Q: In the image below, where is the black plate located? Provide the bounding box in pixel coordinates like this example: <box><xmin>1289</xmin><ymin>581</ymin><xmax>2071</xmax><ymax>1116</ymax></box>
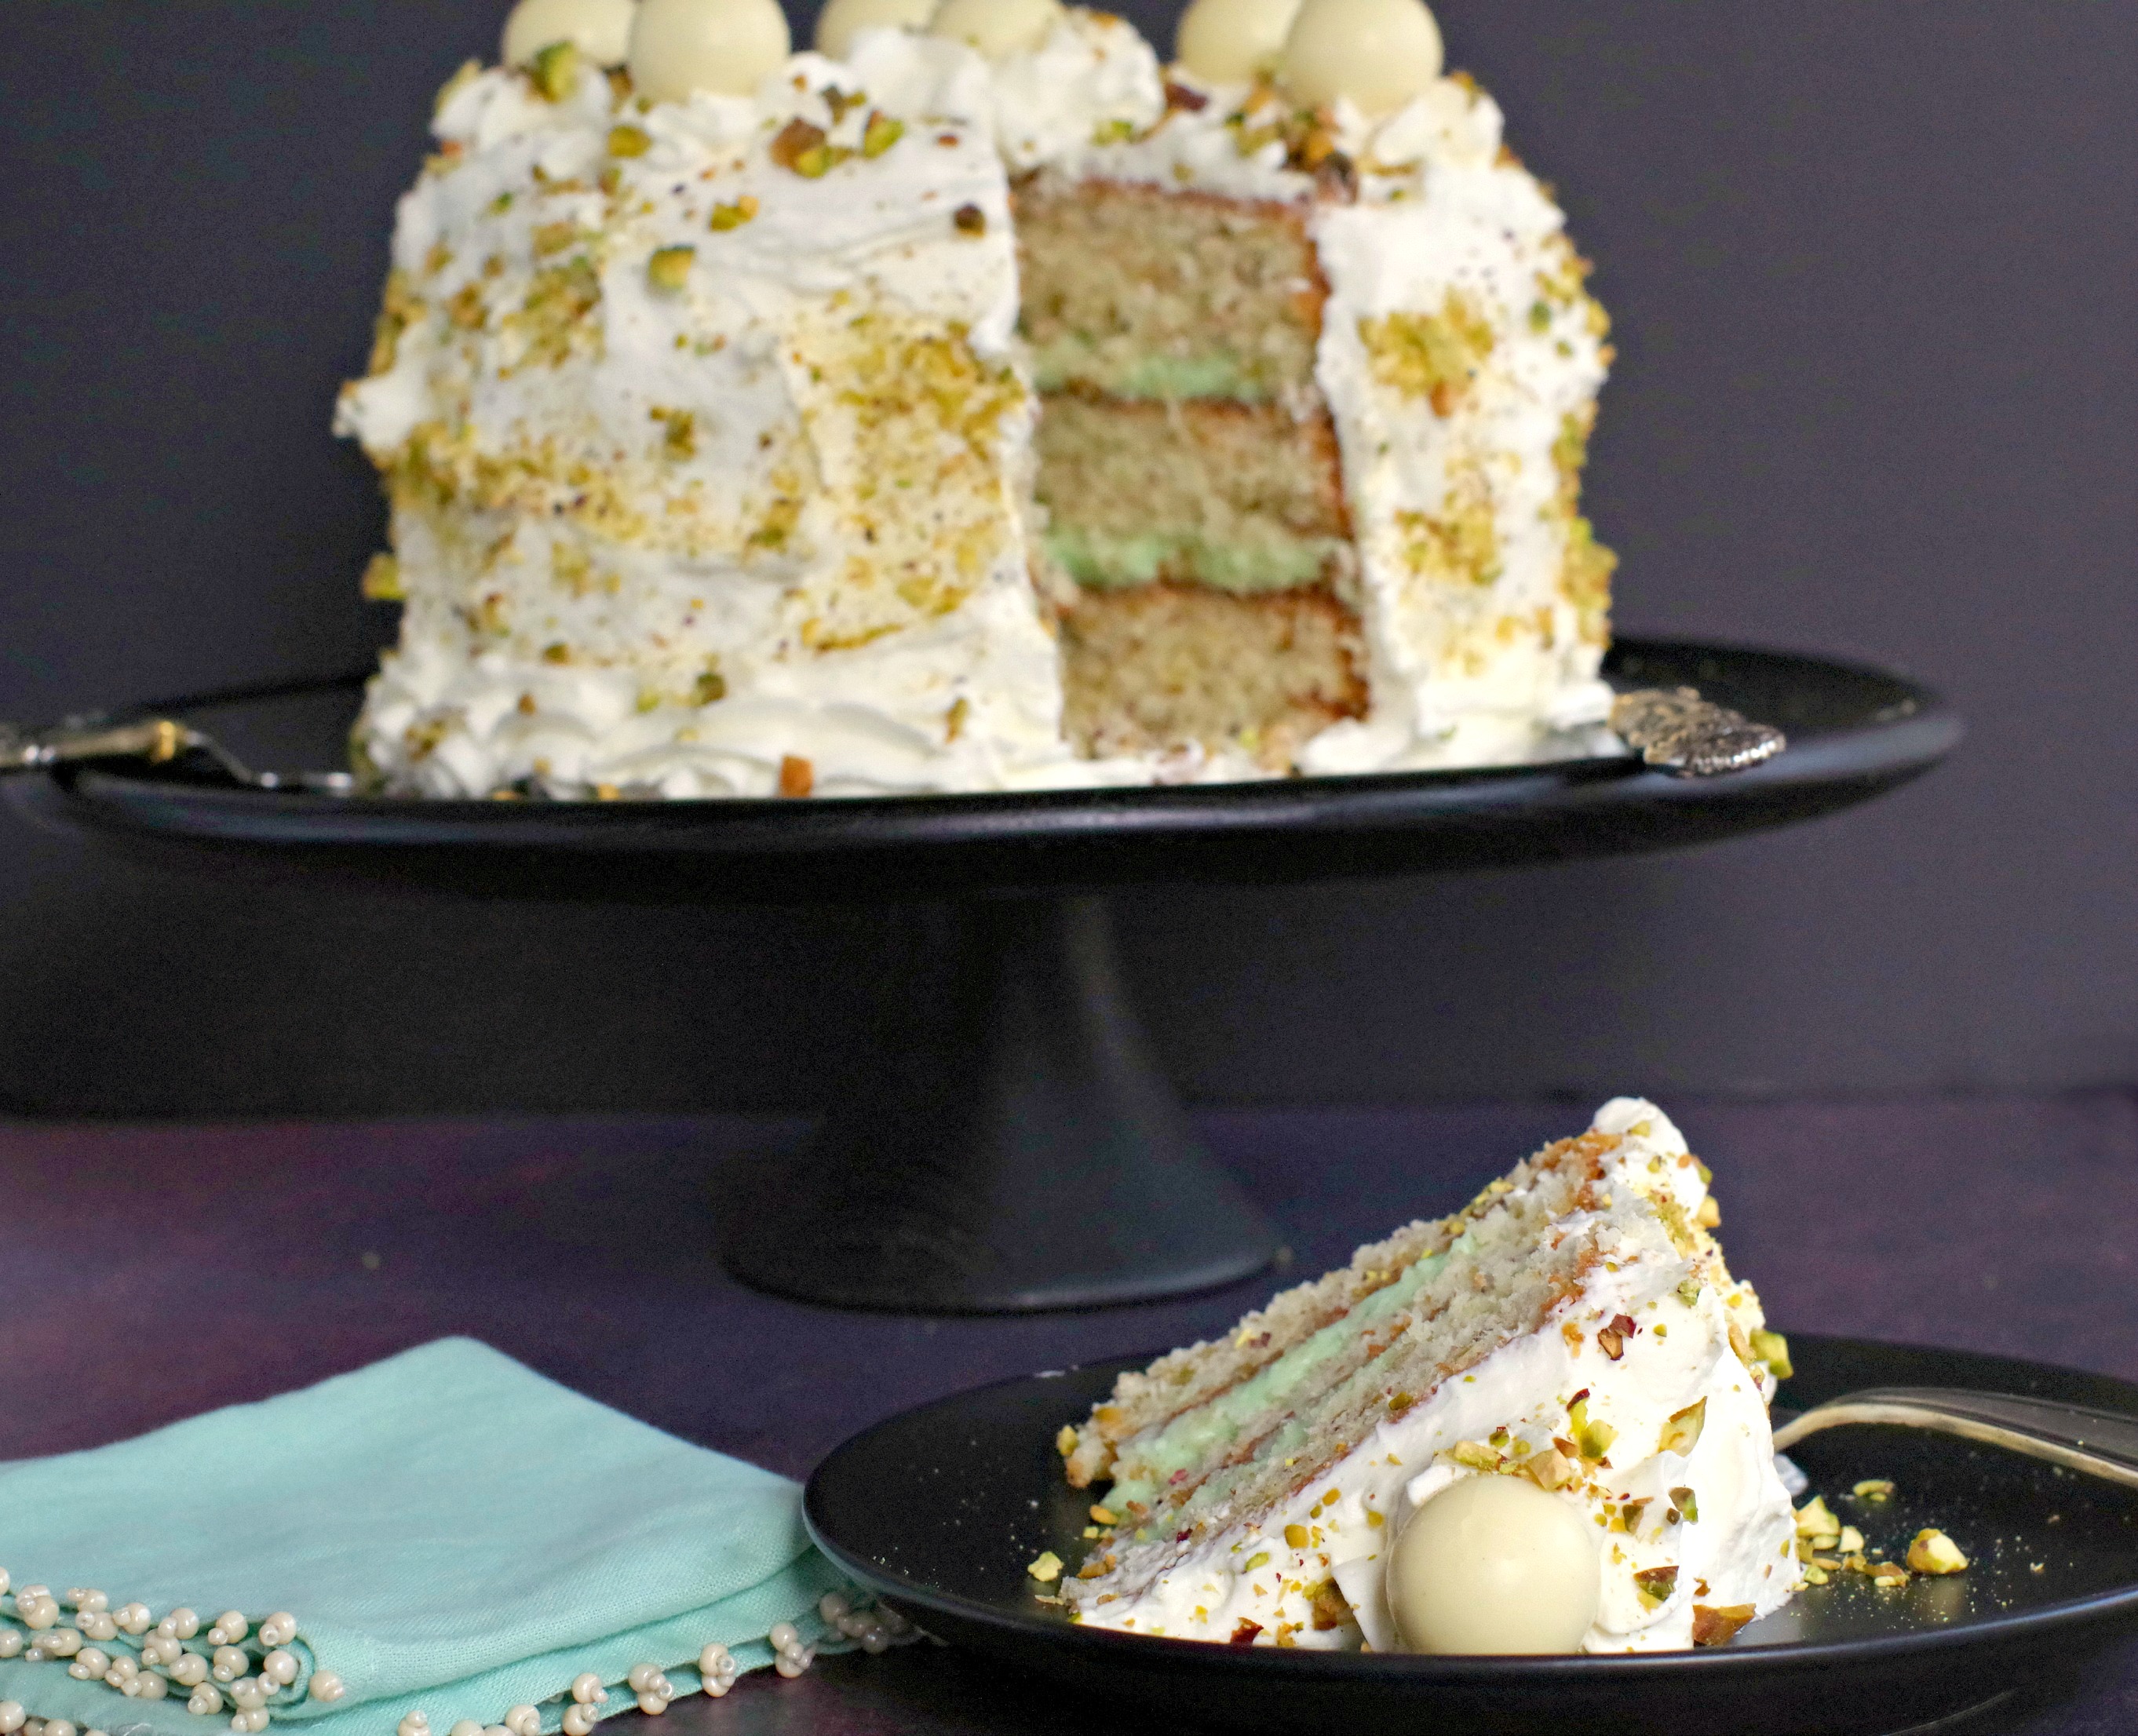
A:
<box><xmin>804</xmin><ymin>1335</ymin><xmax>2138</xmax><ymax>1736</ymax></box>
<box><xmin>9</xmin><ymin>639</ymin><xmax>1958</xmax><ymax>900</ymax></box>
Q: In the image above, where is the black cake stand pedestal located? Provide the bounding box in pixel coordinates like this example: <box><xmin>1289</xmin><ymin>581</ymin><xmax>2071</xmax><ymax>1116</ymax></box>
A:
<box><xmin>9</xmin><ymin>639</ymin><xmax>1959</xmax><ymax>1314</ymax></box>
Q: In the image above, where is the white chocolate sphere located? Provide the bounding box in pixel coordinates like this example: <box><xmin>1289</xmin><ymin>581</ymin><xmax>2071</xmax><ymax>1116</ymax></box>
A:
<box><xmin>1279</xmin><ymin>0</ymin><xmax>1443</xmax><ymax>115</ymax></box>
<box><xmin>1387</xmin><ymin>1474</ymin><xmax>1601</xmax><ymax>1654</ymax></box>
<box><xmin>503</xmin><ymin>0</ymin><xmax>639</xmax><ymax>68</ymax></box>
<box><xmin>629</xmin><ymin>0</ymin><xmax>791</xmax><ymax>100</ymax></box>
<box><xmin>815</xmin><ymin>0</ymin><xmax>937</xmax><ymax>58</ymax></box>
<box><xmin>1176</xmin><ymin>0</ymin><xmax>1303</xmax><ymax>85</ymax></box>
<box><xmin>929</xmin><ymin>0</ymin><xmax>1064</xmax><ymax>61</ymax></box>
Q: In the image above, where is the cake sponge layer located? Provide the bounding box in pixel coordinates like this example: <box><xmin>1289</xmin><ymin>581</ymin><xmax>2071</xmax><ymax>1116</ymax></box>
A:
<box><xmin>1035</xmin><ymin>392</ymin><xmax>1349</xmax><ymax>593</ymax></box>
<box><xmin>1015</xmin><ymin>177</ymin><xmax>1326</xmax><ymax>403</ymax></box>
<box><xmin>1060</xmin><ymin>582</ymin><xmax>1366</xmax><ymax>768</ymax></box>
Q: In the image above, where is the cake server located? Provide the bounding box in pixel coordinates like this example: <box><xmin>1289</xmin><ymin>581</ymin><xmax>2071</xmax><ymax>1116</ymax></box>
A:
<box><xmin>0</xmin><ymin>714</ymin><xmax>355</xmax><ymax>793</ymax></box>
<box><xmin>1772</xmin><ymin>1386</ymin><xmax>2138</xmax><ymax>1492</ymax></box>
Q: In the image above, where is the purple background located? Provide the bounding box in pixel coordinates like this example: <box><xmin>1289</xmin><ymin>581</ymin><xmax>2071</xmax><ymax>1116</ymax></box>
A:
<box><xmin>1</xmin><ymin>2</ymin><xmax>2134</xmax><ymax>1118</ymax></box>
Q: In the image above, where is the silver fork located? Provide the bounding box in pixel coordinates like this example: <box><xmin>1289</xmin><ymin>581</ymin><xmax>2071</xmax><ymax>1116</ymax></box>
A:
<box><xmin>1772</xmin><ymin>1388</ymin><xmax>2138</xmax><ymax>1491</ymax></box>
<box><xmin>0</xmin><ymin>716</ymin><xmax>354</xmax><ymax>793</ymax></box>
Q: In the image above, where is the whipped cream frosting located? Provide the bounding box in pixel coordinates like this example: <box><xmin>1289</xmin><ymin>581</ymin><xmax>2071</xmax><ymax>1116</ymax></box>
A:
<box><xmin>1067</xmin><ymin>1100</ymin><xmax>1804</xmax><ymax>1652</ymax></box>
<box><xmin>341</xmin><ymin>13</ymin><xmax>1623</xmax><ymax>797</ymax></box>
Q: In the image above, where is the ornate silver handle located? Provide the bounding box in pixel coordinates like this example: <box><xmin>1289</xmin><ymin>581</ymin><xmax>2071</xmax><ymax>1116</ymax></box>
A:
<box><xmin>1610</xmin><ymin>686</ymin><xmax>1787</xmax><ymax>776</ymax></box>
<box><xmin>1771</xmin><ymin>1386</ymin><xmax>2138</xmax><ymax>1491</ymax></box>
<box><xmin>0</xmin><ymin>716</ymin><xmax>352</xmax><ymax>793</ymax></box>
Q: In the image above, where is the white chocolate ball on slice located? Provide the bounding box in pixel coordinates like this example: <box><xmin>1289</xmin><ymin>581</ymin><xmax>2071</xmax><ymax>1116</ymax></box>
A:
<box><xmin>1279</xmin><ymin>0</ymin><xmax>1443</xmax><ymax>115</ymax></box>
<box><xmin>1176</xmin><ymin>0</ymin><xmax>1304</xmax><ymax>85</ymax></box>
<box><xmin>929</xmin><ymin>0</ymin><xmax>1064</xmax><ymax>61</ymax></box>
<box><xmin>815</xmin><ymin>0</ymin><xmax>937</xmax><ymax>58</ymax></box>
<box><xmin>503</xmin><ymin>0</ymin><xmax>639</xmax><ymax>69</ymax></box>
<box><xmin>1387</xmin><ymin>1474</ymin><xmax>1601</xmax><ymax>1654</ymax></box>
<box><xmin>629</xmin><ymin>0</ymin><xmax>791</xmax><ymax>100</ymax></box>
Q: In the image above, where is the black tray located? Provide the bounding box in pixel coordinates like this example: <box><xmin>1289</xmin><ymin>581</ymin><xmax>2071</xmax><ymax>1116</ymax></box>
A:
<box><xmin>805</xmin><ymin>1334</ymin><xmax>2138</xmax><ymax>1736</ymax></box>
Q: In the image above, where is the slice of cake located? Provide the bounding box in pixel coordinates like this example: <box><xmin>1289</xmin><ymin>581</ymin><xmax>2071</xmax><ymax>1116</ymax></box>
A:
<box><xmin>1056</xmin><ymin>1100</ymin><xmax>1803</xmax><ymax>1652</ymax></box>
<box><xmin>338</xmin><ymin>0</ymin><xmax>1622</xmax><ymax>797</ymax></box>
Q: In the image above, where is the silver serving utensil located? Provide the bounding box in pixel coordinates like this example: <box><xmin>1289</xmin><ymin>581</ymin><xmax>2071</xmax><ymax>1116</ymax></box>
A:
<box><xmin>1611</xmin><ymin>686</ymin><xmax>1787</xmax><ymax>776</ymax></box>
<box><xmin>0</xmin><ymin>715</ymin><xmax>354</xmax><ymax>793</ymax></box>
<box><xmin>1772</xmin><ymin>1387</ymin><xmax>2138</xmax><ymax>1492</ymax></box>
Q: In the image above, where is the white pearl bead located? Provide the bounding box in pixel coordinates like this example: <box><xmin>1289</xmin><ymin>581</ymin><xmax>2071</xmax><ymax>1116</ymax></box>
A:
<box><xmin>859</xmin><ymin>1628</ymin><xmax>891</xmax><ymax>1654</ymax></box>
<box><xmin>504</xmin><ymin>0</ymin><xmax>638</xmax><ymax>70</ymax></box>
<box><xmin>625</xmin><ymin>1665</ymin><xmax>658</xmax><ymax>1694</ymax></box>
<box><xmin>234</xmin><ymin>1712</ymin><xmax>270</xmax><ymax>1735</ymax></box>
<box><xmin>928</xmin><ymin>0</ymin><xmax>1061</xmax><ymax>60</ymax></box>
<box><xmin>137</xmin><ymin>1676</ymin><xmax>170</xmax><ymax>1702</ymax></box>
<box><xmin>766</xmin><ymin>1622</ymin><xmax>801</xmax><ymax>1654</ymax></box>
<box><xmin>816</xmin><ymin>1593</ymin><xmax>849</xmax><ymax>1624</ymax></box>
<box><xmin>106</xmin><ymin>1657</ymin><xmax>139</xmax><ymax>1686</ymax></box>
<box><xmin>308</xmin><ymin>1673</ymin><xmax>345</xmax><ymax>1705</ymax></box>
<box><xmin>169</xmin><ymin>1610</ymin><xmax>202</xmax><ymax>1641</ymax></box>
<box><xmin>0</xmin><ymin>1568</ymin><xmax>10</xmax><ymax>1596</ymax></box>
<box><xmin>69</xmin><ymin>1592</ymin><xmax>108</xmax><ymax>1615</ymax></box>
<box><xmin>396</xmin><ymin>1714</ymin><xmax>429</xmax><ymax>1736</ymax></box>
<box><xmin>73</xmin><ymin>1646</ymin><xmax>111</xmax><ymax>1677</ymax></box>
<box><xmin>79</xmin><ymin>1614</ymin><xmax>116</xmax><ymax>1643</ymax></box>
<box><xmin>46</xmin><ymin>1722</ymin><xmax>77</xmax><ymax>1736</ymax></box>
<box><xmin>22</xmin><ymin>1719</ymin><xmax>41</xmax><ymax>1736</ymax></box>
<box><xmin>448</xmin><ymin>1722</ymin><xmax>483</xmax><ymax>1736</ymax></box>
<box><xmin>190</xmin><ymin>1687</ymin><xmax>225</xmax><ymax>1716</ymax></box>
<box><xmin>22</xmin><ymin>1600</ymin><xmax>59</xmax><ymax>1631</ymax></box>
<box><xmin>1176</xmin><ymin>0</ymin><xmax>1302</xmax><ymax>83</ymax></box>
<box><xmin>695</xmin><ymin>1643</ymin><xmax>729</xmax><ymax>1676</ymax></box>
<box><xmin>45</xmin><ymin>1629</ymin><xmax>82</xmax><ymax>1658</ymax></box>
<box><xmin>1279</xmin><ymin>0</ymin><xmax>1441</xmax><ymax>115</ymax></box>
<box><xmin>258</xmin><ymin>1615</ymin><xmax>297</xmax><ymax>1650</ymax></box>
<box><xmin>483</xmin><ymin>1725</ymin><xmax>512</xmax><ymax>1736</ymax></box>
<box><xmin>173</xmin><ymin>1654</ymin><xmax>210</xmax><ymax>1687</ymax></box>
<box><xmin>213</xmin><ymin>1648</ymin><xmax>248</xmax><ymax>1682</ymax></box>
<box><xmin>213</xmin><ymin>1614</ymin><xmax>248</xmax><ymax>1646</ymax></box>
<box><xmin>568</xmin><ymin>1675</ymin><xmax>605</xmax><ymax>1706</ymax></box>
<box><xmin>261</xmin><ymin>1650</ymin><xmax>299</xmax><ymax>1687</ymax></box>
<box><xmin>772</xmin><ymin>1650</ymin><xmax>808</xmax><ymax>1679</ymax></box>
<box><xmin>813</xmin><ymin>0</ymin><xmax>934</xmax><ymax>58</ymax></box>
<box><xmin>0</xmin><ymin>1633</ymin><xmax>19</xmax><ymax>1660</ymax></box>
<box><xmin>233</xmin><ymin>1681</ymin><xmax>269</xmax><ymax>1711</ymax></box>
<box><xmin>633</xmin><ymin>1697</ymin><xmax>666</xmax><ymax>1718</ymax></box>
<box><xmin>559</xmin><ymin>1706</ymin><xmax>597</xmax><ymax>1736</ymax></box>
<box><xmin>144</xmin><ymin>1635</ymin><xmax>183</xmax><ymax>1666</ymax></box>
<box><xmin>115</xmin><ymin>1604</ymin><xmax>154</xmax><ymax>1636</ymax></box>
<box><xmin>628</xmin><ymin>0</ymin><xmax>790</xmax><ymax>101</ymax></box>
<box><xmin>503</xmin><ymin>1705</ymin><xmax>539</xmax><ymax>1736</ymax></box>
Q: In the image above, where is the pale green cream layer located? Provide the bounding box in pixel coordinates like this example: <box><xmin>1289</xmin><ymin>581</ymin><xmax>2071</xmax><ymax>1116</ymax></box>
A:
<box><xmin>1043</xmin><ymin>527</ymin><xmax>1340</xmax><ymax>593</ymax></box>
<box><xmin>1106</xmin><ymin>1250</ymin><xmax>1450</xmax><ymax>1515</ymax></box>
<box><xmin>1027</xmin><ymin>343</ymin><xmax>1279</xmax><ymax>403</ymax></box>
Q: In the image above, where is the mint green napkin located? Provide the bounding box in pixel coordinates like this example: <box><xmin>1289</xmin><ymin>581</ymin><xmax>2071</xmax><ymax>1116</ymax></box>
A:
<box><xmin>0</xmin><ymin>1340</ymin><xmax>859</xmax><ymax>1736</ymax></box>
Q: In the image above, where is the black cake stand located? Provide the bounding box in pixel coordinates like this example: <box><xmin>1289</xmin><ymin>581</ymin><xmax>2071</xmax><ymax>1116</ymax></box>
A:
<box><xmin>8</xmin><ymin>639</ymin><xmax>1959</xmax><ymax>1314</ymax></box>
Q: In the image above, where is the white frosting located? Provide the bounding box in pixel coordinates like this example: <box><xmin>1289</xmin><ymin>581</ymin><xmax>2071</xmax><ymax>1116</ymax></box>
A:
<box><xmin>1071</xmin><ymin>1101</ymin><xmax>1804</xmax><ymax>1653</ymax></box>
<box><xmin>340</xmin><ymin>13</ymin><xmax>1625</xmax><ymax>797</ymax></box>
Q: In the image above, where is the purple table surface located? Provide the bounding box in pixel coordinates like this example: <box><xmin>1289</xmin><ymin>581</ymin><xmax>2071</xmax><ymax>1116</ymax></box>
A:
<box><xmin>4</xmin><ymin>1093</ymin><xmax>2136</xmax><ymax>1734</ymax></box>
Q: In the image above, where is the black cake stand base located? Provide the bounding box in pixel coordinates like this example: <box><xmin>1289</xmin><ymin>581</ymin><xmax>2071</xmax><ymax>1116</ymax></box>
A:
<box><xmin>10</xmin><ymin>639</ymin><xmax>1961</xmax><ymax>1314</ymax></box>
<box><xmin>724</xmin><ymin>896</ymin><xmax>1277</xmax><ymax>1312</ymax></box>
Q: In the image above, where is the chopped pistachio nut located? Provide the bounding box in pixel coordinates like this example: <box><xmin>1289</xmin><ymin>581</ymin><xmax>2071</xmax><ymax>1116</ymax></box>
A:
<box><xmin>1853</xmin><ymin>1479</ymin><xmax>1895</xmax><ymax>1501</ymax></box>
<box><xmin>1568</xmin><ymin>1396</ymin><xmax>1616</xmax><ymax>1462</ymax></box>
<box><xmin>1794</xmin><ymin>1497</ymin><xmax>1842</xmax><ymax>1542</ymax></box>
<box><xmin>1837</xmin><ymin>1525</ymin><xmax>1866</xmax><ymax>1555</ymax></box>
<box><xmin>1631</xmin><ymin>1565</ymin><xmax>1679</xmax><ymax>1609</ymax></box>
<box><xmin>1026</xmin><ymin>1552</ymin><xmax>1064</xmax><ymax>1585</ymax></box>
<box><xmin>1091</xmin><ymin>117</ymin><xmax>1136</xmax><ymax>145</ymax></box>
<box><xmin>953</xmin><ymin>203</ymin><xmax>987</xmax><ymax>236</ymax></box>
<box><xmin>1802</xmin><ymin>1563</ymin><xmax>1830</xmax><ymax>1585</ymax></box>
<box><xmin>1749</xmin><ymin>1329</ymin><xmax>1793</xmax><ymax>1380</ymax></box>
<box><xmin>1283</xmin><ymin>1524</ymin><xmax>1308</xmax><ymax>1549</ymax></box>
<box><xmin>1659</xmin><ymin>1398</ymin><xmax>1706</xmax><ymax>1457</ymax></box>
<box><xmin>860</xmin><ymin>111</ymin><xmax>905</xmax><ymax>159</ymax></box>
<box><xmin>1450</xmin><ymin>1440</ymin><xmax>1501</xmax><ymax>1472</ymax></box>
<box><xmin>1690</xmin><ymin>1603</ymin><xmax>1755</xmax><ymax>1647</ymax></box>
<box><xmin>1089</xmin><ymin>1504</ymin><xmax>1118</xmax><ymax>1526</ymax></box>
<box><xmin>607</xmin><ymin>124</ymin><xmax>651</xmax><ymax>157</ymax></box>
<box><xmin>770</xmin><ymin>118</ymin><xmax>842</xmax><ymax>178</ymax></box>
<box><xmin>1244</xmin><ymin>1552</ymin><xmax>1271</xmax><ymax>1571</ymax></box>
<box><xmin>531</xmin><ymin>40</ymin><xmax>580</xmax><ymax>103</ymax></box>
<box><xmin>1906</xmin><ymin>1529</ymin><xmax>1968</xmax><ymax>1575</ymax></box>
<box><xmin>359</xmin><ymin>552</ymin><xmax>403</xmax><ymax>601</ymax></box>
<box><xmin>710</xmin><ymin>195</ymin><xmax>760</xmax><ymax>231</ymax></box>
<box><xmin>647</xmin><ymin>246</ymin><xmax>695</xmax><ymax>293</ymax></box>
<box><xmin>1695</xmin><ymin>1195</ymin><xmax>1722</xmax><ymax>1229</ymax></box>
<box><xmin>1676</xmin><ymin>1278</ymin><xmax>1703</xmax><ymax>1307</ymax></box>
<box><xmin>1669</xmin><ymin>1485</ymin><xmax>1698</xmax><ymax>1524</ymax></box>
<box><xmin>1054</xmin><ymin>1426</ymin><xmax>1077</xmax><ymax>1457</ymax></box>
